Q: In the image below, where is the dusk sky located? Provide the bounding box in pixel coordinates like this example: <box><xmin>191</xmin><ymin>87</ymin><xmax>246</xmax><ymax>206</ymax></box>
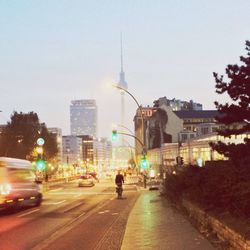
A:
<box><xmin>1</xmin><ymin>0</ymin><xmax>250</xmax><ymax>138</ymax></box>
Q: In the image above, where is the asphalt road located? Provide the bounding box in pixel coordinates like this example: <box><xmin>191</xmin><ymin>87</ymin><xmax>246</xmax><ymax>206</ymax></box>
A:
<box><xmin>0</xmin><ymin>179</ymin><xmax>140</xmax><ymax>250</ymax></box>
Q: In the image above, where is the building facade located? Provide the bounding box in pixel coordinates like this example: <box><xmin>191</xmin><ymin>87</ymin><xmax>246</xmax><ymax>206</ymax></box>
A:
<box><xmin>80</xmin><ymin>135</ymin><xmax>94</xmax><ymax>168</ymax></box>
<box><xmin>174</xmin><ymin>110</ymin><xmax>220</xmax><ymax>142</ymax></box>
<box><xmin>156</xmin><ymin>96</ymin><xmax>203</xmax><ymax>111</ymax></box>
<box><xmin>48</xmin><ymin>127</ymin><xmax>63</xmax><ymax>165</ymax></box>
<box><xmin>62</xmin><ymin>135</ymin><xmax>82</xmax><ymax>165</ymax></box>
<box><xmin>93</xmin><ymin>137</ymin><xmax>112</xmax><ymax>168</ymax></box>
<box><xmin>70</xmin><ymin>99</ymin><xmax>97</xmax><ymax>137</ymax></box>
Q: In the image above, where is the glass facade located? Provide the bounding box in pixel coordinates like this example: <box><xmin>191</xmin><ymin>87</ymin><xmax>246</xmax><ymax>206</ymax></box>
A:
<box><xmin>70</xmin><ymin>100</ymin><xmax>97</xmax><ymax>137</ymax></box>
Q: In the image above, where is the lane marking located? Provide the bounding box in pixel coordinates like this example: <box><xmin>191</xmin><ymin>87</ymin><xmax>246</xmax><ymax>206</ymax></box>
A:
<box><xmin>42</xmin><ymin>200</ymin><xmax>67</xmax><ymax>205</ymax></box>
<box><xmin>49</xmin><ymin>188</ymin><xmax>63</xmax><ymax>192</ymax></box>
<box><xmin>62</xmin><ymin>202</ymin><xmax>83</xmax><ymax>213</ymax></box>
<box><xmin>17</xmin><ymin>209</ymin><xmax>40</xmax><ymax>217</ymax></box>
<box><xmin>112</xmin><ymin>213</ymin><xmax>118</xmax><ymax>215</ymax></box>
<box><xmin>46</xmin><ymin>192</ymin><xmax>116</xmax><ymax>195</ymax></box>
<box><xmin>75</xmin><ymin>212</ymin><xmax>86</xmax><ymax>220</ymax></box>
<box><xmin>98</xmin><ymin>210</ymin><xmax>110</xmax><ymax>214</ymax></box>
<box><xmin>53</xmin><ymin>200</ymin><xmax>66</xmax><ymax>205</ymax></box>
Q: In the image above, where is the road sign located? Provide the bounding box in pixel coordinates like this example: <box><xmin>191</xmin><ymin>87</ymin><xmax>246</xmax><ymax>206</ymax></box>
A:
<box><xmin>37</xmin><ymin>138</ymin><xmax>45</xmax><ymax>146</ymax></box>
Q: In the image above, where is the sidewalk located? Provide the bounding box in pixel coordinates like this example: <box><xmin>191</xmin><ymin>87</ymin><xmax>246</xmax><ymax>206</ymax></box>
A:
<box><xmin>121</xmin><ymin>190</ymin><xmax>214</xmax><ymax>250</ymax></box>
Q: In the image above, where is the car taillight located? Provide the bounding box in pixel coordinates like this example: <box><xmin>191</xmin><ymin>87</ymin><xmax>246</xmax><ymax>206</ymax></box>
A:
<box><xmin>0</xmin><ymin>184</ymin><xmax>12</xmax><ymax>195</ymax></box>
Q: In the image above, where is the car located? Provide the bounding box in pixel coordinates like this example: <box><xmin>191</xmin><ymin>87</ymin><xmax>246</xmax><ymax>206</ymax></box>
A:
<box><xmin>0</xmin><ymin>157</ymin><xmax>42</xmax><ymax>210</ymax></box>
<box><xmin>87</xmin><ymin>172</ymin><xmax>99</xmax><ymax>183</ymax></box>
<box><xmin>148</xmin><ymin>177</ymin><xmax>160</xmax><ymax>190</ymax></box>
<box><xmin>78</xmin><ymin>175</ymin><xmax>95</xmax><ymax>187</ymax></box>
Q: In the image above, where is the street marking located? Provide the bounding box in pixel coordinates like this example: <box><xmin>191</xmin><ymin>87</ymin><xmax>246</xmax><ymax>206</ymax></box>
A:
<box><xmin>74</xmin><ymin>194</ymin><xmax>81</xmax><ymax>197</ymax></box>
<box><xmin>75</xmin><ymin>212</ymin><xmax>86</xmax><ymax>220</ymax></box>
<box><xmin>47</xmin><ymin>191</ymin><xmax>116</xmax><ymax>196</ymax></box>
<box><xmin>98</xmin><ymin>210</ymin><xmax>110</xmax><ymax>214</ymax></box>
<box><xmin>112</xmin><ymin>213</ymin><xmax>118</xmax><ymax>215</ymax></box>
<box><xmin>62</xmin><ymin>202</ymin><xmax>83</xmax><ymax>213</ymax></box>
<box><xmin>30</xmin><ymin>195</ymin><xmax>115</xmax><ymax>250</ymax></box>
<box><xmin>49</xmin><ymin>188</ymin><xmax>63</xmax><ymax>192</ymax></box>
<box><xmin>43</xmin><ymin>200</ymin><xmax>67</xmax><ymax>205</ymax></box>
<box><xmin>53</xmin><ymin>200</ymin><xmax>66</xmax><ymax>205</ymax></box>
<box><xmin>18</xmin><ymin>209</ymin><xmax>40</xmax><ymax>217</ymax></box>
<box><xmin>42</xmin><ymin>202</ymin><xmax>57</xmax><ymax>205</ymax></box>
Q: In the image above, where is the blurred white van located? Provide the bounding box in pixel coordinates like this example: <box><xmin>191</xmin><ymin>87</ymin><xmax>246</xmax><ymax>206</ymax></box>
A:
<box><xmin>0</xmin><ymin>157</ymin><xmax>42</xmax><ymax>210</ymax></box>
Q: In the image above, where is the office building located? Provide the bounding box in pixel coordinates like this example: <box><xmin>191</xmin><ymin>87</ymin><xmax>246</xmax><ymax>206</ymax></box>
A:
<box><xmin>62</xmin><ymin>135</ymin><xmax>82</xmax><ymax>165</ymax></box>
<box><xmin>70</xmin><ymin>99</ymin><xmax>97</xmax><ymax>137</ymax></box>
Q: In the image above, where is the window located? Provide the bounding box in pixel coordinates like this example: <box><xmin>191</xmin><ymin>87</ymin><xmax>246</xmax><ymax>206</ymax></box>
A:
<box><xmin>181</xmin><ymin>134</ymin><xmax>188</xmax><ymax>141</ymax></box>
<box><xmin>7</xmin><ymin>169</ymin><xmax>34</xmax><ymax>183</ymax></box>
<box><xmin>212</xmin><ymin>127</ymin><xmax>217</xmax><ymax>132</ymax></box>
<box><xmin>201</xmin><ymin>127</ymin><xmax>209</xmax><ymax>134</ymax></box>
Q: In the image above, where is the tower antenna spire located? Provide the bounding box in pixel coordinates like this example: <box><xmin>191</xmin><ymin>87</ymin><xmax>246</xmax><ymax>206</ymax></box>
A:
<box><xmin>120</xmin><ymin>32</ymin><xmax>123</xmax><ymax>72</ymax></box>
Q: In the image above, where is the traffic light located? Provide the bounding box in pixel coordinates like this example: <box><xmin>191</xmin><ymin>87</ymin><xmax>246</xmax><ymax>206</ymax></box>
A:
<box><xmin>112</xmin><ymin>130</ymin><xmax>118</xmax><ymax>141</ymax></box>
<box><xmin>36</xmin><ymin>159</ymin><xmax>46</xmax><ymax>171</ymax></box>
<box><xmin>140</xmin><ymin>156</ymin><xmax>150</xmax><ymax>169</ymax></box>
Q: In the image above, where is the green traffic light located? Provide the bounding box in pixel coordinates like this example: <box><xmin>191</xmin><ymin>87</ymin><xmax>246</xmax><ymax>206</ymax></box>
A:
<box><xmin>112</xmin><ymin>130</ymin><xmax>118</xmax><ymax>141</ymax></box>
<box><xmin>140</xmin><ymin>157</ymin><xmax>149</xmax><ymax>169</ymax></box>
<box><xmin>36</xmin><ymin>159</ymin><xmax>46</xmax><ymax>171</ymax></box>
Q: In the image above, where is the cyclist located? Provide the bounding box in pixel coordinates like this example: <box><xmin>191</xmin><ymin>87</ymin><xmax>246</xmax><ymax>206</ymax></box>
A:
<box><xmin>115</xmin><ymin>170</ymin><xmax>124</xmax><ymax>199</ymax></box>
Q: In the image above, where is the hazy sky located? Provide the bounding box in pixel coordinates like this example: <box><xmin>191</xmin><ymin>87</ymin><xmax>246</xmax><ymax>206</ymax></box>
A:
<box><xmin>1</xmin><ymin>0</ymin><xmax>250</xmax><ymax>138</ymax></box>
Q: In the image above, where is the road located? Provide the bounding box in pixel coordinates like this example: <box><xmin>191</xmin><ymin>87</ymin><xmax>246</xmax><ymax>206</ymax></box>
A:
<box><xmin>0</xmin><ymin>179</ymin><xmax>139</xmax><ymax>250</ymax></box>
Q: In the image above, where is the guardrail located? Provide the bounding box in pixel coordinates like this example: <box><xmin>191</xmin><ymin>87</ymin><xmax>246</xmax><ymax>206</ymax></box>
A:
<box><xmin>41</xmin><ymin>175</ymin><xmax>81</xmax><ymax>192</ymax></box>
<box><xmin>125</xmin><ymin>175</ymin><xmax>139</xmax><ymax>184</ymax></box>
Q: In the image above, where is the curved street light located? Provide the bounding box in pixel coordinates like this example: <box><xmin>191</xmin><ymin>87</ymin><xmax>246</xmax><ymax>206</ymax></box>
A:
<box><xmin>116</xmin><ymin>124</ymin><xmax>134</xmax><ymax>136</ymax></box>
<box><xmin>112</xmin><ymin>84</ymin><xmax>145</xmax><ymax>154</ymax></box>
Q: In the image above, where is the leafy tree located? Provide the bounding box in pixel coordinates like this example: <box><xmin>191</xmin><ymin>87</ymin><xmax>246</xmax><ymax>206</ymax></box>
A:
<box><xmin>0</xmin><ymin>111</ymin><xmax>58</xmax><ymax>161</ymax></box>
<box><xmin>211</xmin><ymin>40</ymin><xmax>250</xmax><ymax>162</ymax></box>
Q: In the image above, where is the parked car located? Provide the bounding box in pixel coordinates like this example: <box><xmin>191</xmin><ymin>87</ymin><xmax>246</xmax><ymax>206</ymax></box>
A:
<box><xmin>0</xmin><ymin>157</ymin><xmax>42</xmax><ymax>210</ymax></box>
<box><xmin>78</xmin><ymin>175</ymin><xmax>95</xmax><ymax>187</ymax></box>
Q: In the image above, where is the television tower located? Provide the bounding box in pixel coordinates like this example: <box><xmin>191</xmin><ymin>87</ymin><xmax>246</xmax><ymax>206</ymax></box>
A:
<box><xmin>117</xmin><ymin>34</ymin><xmax>128</xmax><ymax>146</ymax></box>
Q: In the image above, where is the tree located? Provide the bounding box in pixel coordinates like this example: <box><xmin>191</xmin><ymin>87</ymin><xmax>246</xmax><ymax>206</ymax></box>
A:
<box><xmin>0</xmin><ymin>111</ymin><xmax>58</xmax><ymax>161</ymax></box>
<box><xmin>211</xmin><ymin>40</ymin><xmax>250</xmax><ymax>162</ymax></box>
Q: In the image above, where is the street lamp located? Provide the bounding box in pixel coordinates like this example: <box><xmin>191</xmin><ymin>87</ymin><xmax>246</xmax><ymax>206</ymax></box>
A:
<box><xmin>112</xmin><ymin>84</ymin><xmax>145</xmax><ymax>153</ymax></box>
<box><xmin>116</xmin><ymin>124</ymin><xmax>134</xmax><ymax>135</ymax></box>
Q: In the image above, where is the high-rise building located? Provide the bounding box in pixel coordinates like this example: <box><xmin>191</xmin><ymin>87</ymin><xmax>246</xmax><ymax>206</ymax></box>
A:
<box><xmin>70</xmin><ymin>99</ymin><xmax>97</xmax><ymax>137</ymax></box>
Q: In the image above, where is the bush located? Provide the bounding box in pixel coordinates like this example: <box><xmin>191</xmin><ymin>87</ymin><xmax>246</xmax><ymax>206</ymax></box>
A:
<box><xmin>164</xmin><ymin>162</ymin><xmax>250</xmax><ymax>218</ymax></box>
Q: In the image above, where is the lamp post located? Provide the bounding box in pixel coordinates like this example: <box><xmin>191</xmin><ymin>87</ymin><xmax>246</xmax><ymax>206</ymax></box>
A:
<box><xmin>112</xmin><ymin>84</ymin><xmax>145</xmax><ymax>154</ymax></box>
<box><xmin>116</xmin><ymin>124</ymin><xmax>134</xmax><ymax>135</ymax></box>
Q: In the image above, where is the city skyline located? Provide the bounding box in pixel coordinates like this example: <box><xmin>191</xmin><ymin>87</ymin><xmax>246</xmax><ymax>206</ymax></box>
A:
<box><xmin>1</xmin><ymin>1</ymin><xmax>250</xmax><ymax>137</ymax></box>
